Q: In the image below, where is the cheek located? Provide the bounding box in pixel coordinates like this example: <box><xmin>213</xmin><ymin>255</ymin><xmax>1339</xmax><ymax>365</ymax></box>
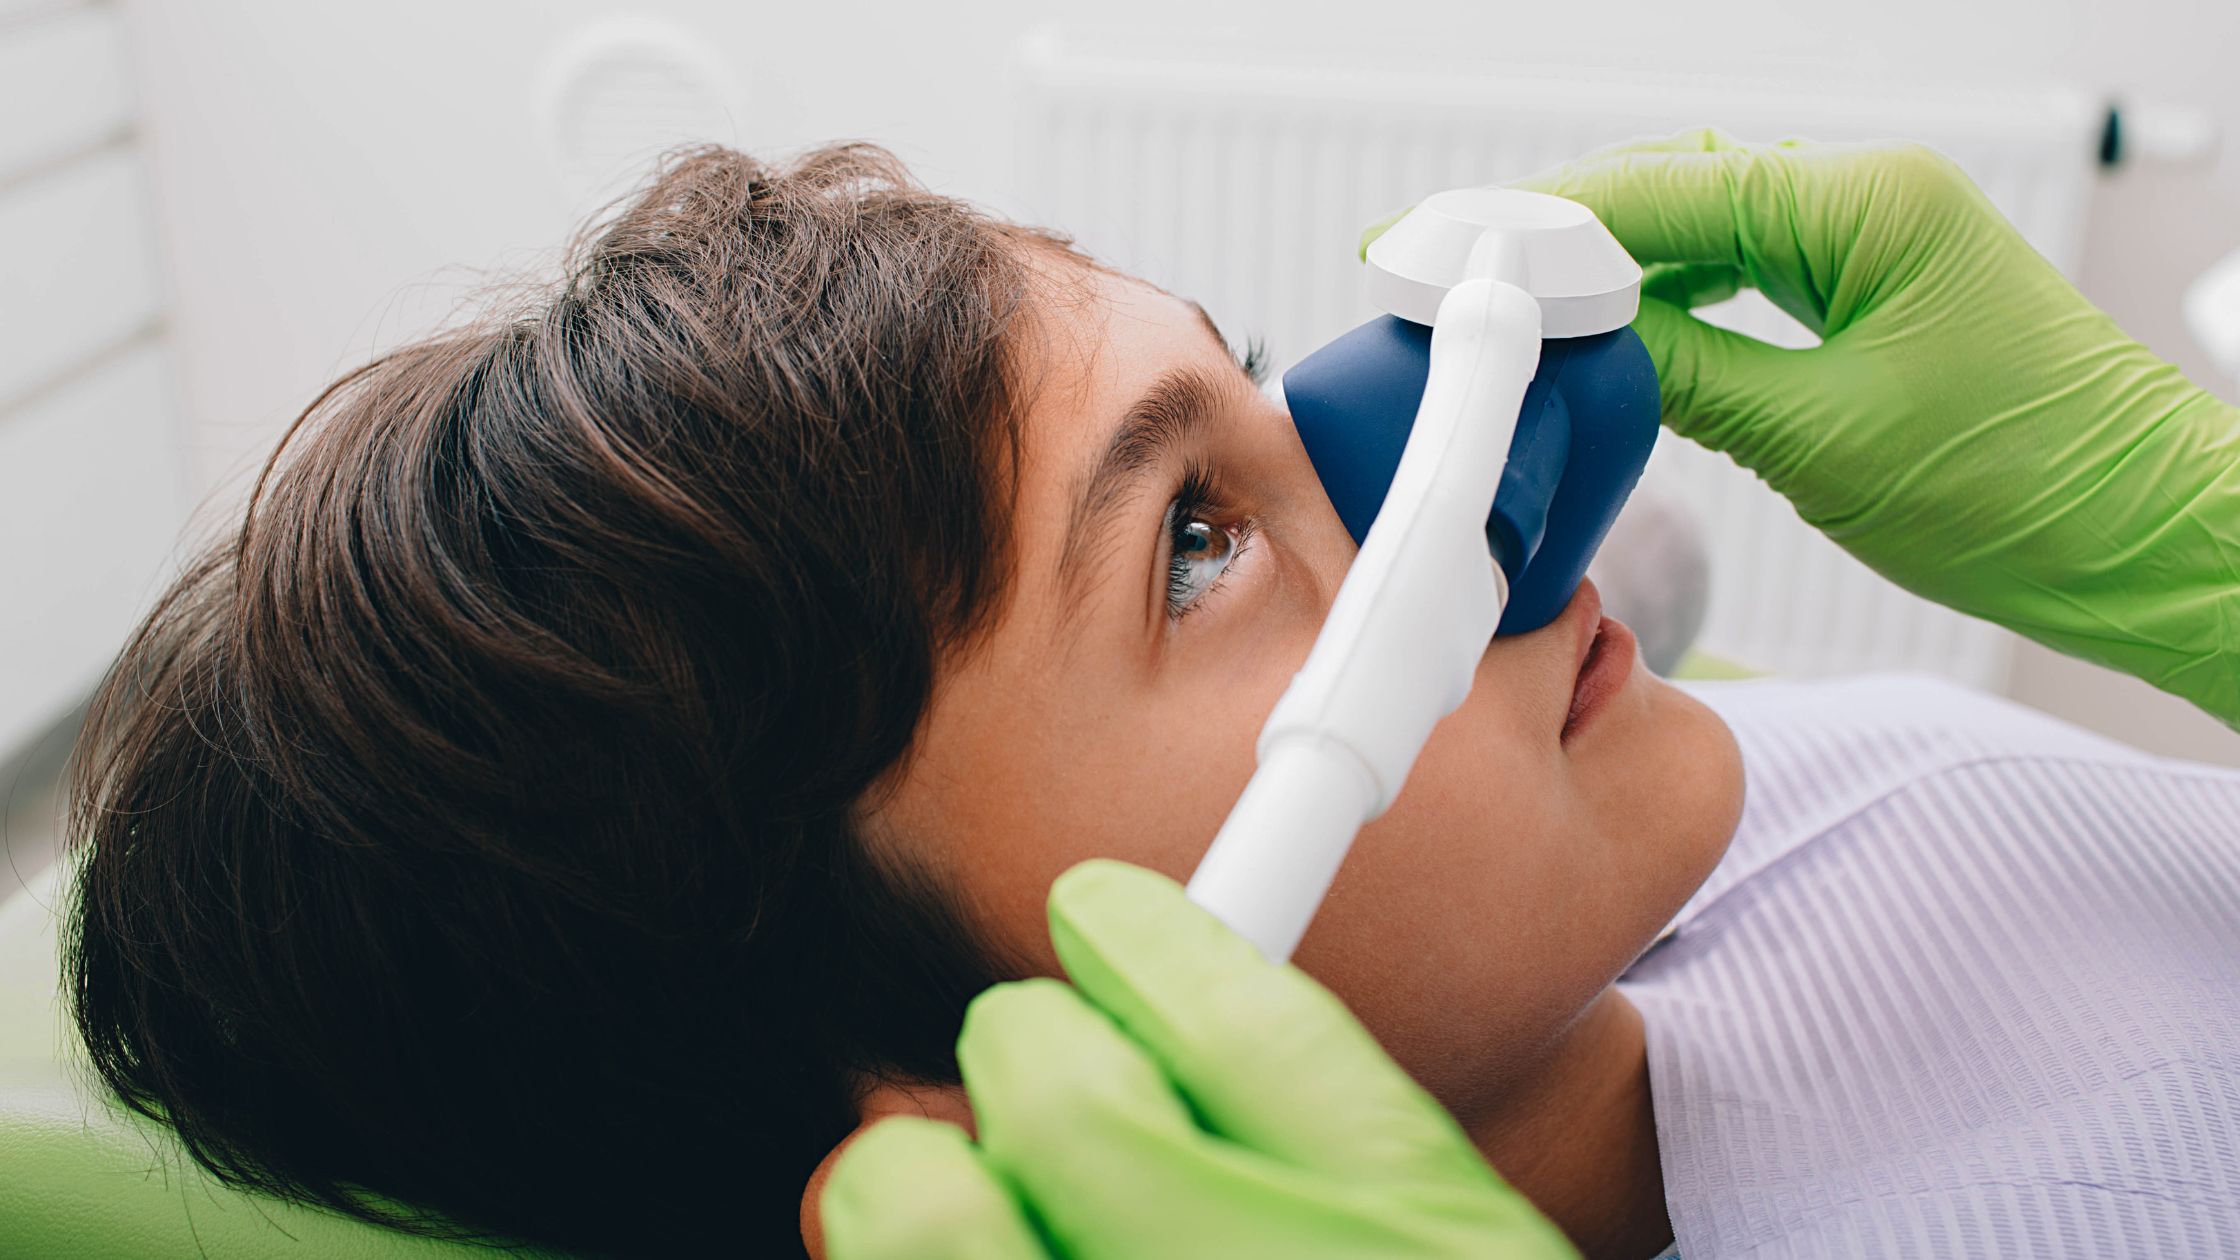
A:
<box><xmin>1615</xmin><ymin>677</ymin><xmax>1744</xmax><ymax>907</ymax></box>
<box><xmin>1555</xmin><ymin>662</ymin><xmax>1742</xmax><ymax>933</ymax></box>
<box><xmin>935</xmin><ymin>625</ymin><xmax>1314</xmax><ymax>977</ymax></box>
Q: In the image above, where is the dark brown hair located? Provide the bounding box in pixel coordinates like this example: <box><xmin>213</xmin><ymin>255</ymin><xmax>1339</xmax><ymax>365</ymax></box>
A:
<box><xmin>65</xmin><ymin>144</ymin><xmax>1064</xmax><ymax>1258</ymax></box>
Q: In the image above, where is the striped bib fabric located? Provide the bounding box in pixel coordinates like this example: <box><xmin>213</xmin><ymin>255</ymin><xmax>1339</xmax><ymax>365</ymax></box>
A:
<box><xmin>1624</xmin><ymin>676</ymin><xmax>2240</xmax><ymax>1258</ymax></box>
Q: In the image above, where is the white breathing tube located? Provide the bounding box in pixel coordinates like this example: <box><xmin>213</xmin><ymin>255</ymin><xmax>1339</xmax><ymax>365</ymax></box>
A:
<box><xmin>1185</xmin><ymin>233</ymin><xmax>1540</xmax><ymax>963</ymax></box>
<box><xmin>1183</xmin><ymin>191</ymin><xmax>1642</xmax><ymax>963</ymax></box>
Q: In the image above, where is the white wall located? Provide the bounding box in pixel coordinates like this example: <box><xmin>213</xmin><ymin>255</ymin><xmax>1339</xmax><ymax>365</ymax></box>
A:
<box><xmin>115</xmin><ymin>0</ymin><xmax>2240</xmax><ymax>761</ymax></box>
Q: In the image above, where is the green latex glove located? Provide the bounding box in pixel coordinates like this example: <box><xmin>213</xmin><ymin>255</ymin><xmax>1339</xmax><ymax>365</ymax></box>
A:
<box><xmin>820</xmin><ymin>860</ymin><xmax>1578</xmax><ymax>1260</ymax></box>
<box><xmin>1381</xmin><ymin>130</ymin><xmax>2240</xmax><ymax>723</ymax></box>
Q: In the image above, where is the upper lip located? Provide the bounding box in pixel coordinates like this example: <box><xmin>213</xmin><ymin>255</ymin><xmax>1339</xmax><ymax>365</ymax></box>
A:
<box><xmin>1566</xmin><ymin>577</ymin><xmax>1605</xmax><ymax>682</ymax></box>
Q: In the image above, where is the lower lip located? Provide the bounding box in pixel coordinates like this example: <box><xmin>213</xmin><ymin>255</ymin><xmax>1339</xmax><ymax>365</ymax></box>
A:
<box><xmin>1563</xmin><ymin>615</ymin><xmax>1637</xmax><ymax>742</ymax></box>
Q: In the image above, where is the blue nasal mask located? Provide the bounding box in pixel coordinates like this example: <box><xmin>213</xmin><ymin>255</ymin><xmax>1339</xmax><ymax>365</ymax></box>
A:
<box><xmin>1284</xmin><ymin>315</ymin><xmax>1659</xmax><ymax>634</ymax></box>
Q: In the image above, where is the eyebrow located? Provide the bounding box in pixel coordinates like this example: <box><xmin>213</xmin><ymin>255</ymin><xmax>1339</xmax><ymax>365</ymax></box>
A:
<box><xmin>1055</xmin><ymin>363</ymin><xmax>1232</xmax><ymax>611</ymax></box>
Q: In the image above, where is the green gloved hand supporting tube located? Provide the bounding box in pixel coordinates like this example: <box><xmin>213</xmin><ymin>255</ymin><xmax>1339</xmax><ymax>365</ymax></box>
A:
<box><xmin>1440</xmin><ymin>130</ymin><xmax>2240</xmax><ymax>724</ymax></box>
<box><xmin>821</xmin><ymin>860</ymin><xmax>1578</xmax><ymax>1260</ymax></box>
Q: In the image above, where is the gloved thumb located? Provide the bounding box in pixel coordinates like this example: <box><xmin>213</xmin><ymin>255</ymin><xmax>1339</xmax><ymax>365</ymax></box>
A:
<box><xmin>1631</xmin><ymin>296</ymin><xmax>1823</xmax><ymax>485</ymax></box>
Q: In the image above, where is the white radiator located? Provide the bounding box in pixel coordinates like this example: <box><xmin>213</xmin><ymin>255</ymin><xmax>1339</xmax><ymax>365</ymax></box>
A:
<box><xmin>0</xmin><ymin>2</ymin><xmax>185</xmax><ymax>763</ymax></box>
<box><xmin>1014</xmin><ymin>33</ymin><xmax>2116</xmax><ymax>688</ymax></box>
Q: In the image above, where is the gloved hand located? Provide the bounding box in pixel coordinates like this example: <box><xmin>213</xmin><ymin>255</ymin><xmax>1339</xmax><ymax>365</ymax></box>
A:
<box><xmin>1386</xmin><ymin>130</ymin><xmax>2240</xmax><ymax>724</ymax></box>
<box><xmin>820</xmin><ymin>860</ymin><xmax>1579</xmax><ymax>1260</ymax></box>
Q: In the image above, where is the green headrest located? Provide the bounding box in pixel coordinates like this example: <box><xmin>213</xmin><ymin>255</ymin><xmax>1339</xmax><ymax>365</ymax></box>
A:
<box><xmin>1</xmin><ymin>866</ymin><xmax>543</xmax><ymax>1259</ymax></box>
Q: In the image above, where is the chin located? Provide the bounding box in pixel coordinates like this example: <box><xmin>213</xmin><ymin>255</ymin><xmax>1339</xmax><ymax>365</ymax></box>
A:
<box><xmin>1575</xmin><ymin>668</ymin><xmax>1745</xmax><ymax>943</ymax></box>
<box><xmin>1641</xmin><ymin>675</ymin><xmax>1745</xmax><ymax>887</ymax></box>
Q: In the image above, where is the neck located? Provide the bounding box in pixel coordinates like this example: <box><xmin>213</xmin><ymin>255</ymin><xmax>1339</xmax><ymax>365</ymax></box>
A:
<box><xmin>1459</xmin><ymin>990</ymin><xmax>1669</xmax><ymax>1260</ymax></box>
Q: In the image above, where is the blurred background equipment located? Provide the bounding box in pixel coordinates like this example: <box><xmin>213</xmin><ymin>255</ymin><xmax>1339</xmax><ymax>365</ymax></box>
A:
<box><xmin>2188</xmin><ymin>245</ymin><xmax>2240</xmax><ymax>391</ymax></box>
<box><xmin>5</xmin><ymin>0</ymin><xmax>2240</xmax><ymax>827</ymax></box>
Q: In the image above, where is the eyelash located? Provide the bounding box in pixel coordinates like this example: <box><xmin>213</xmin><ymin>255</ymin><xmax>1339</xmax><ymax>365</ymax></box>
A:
<box><xmin>1237</xmin><ymin>337</ymin><xmax>1270</xmax><ymax>386</ymax></box>
<box><xmin>1164</xmin><ymin>465</ymin><xmax>1254</xmax><ymax>623</ymax></box>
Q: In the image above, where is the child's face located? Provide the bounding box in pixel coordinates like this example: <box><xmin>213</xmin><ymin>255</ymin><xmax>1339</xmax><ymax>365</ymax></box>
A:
<box><xmin>873</xmin><ymin>262</ymin><xmax>1743</xmax><ymax>1118</ymax></box>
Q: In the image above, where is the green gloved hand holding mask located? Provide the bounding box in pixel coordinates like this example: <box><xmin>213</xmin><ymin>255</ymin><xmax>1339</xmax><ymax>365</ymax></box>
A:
<box><xmin>1380</xmin><ymin>130</ymin><xmax>2240</xmax><ymax>724</ymax></box>
<box><xmin>820</xmin><ymin>860</ymin><xmax>1577</xmax><ymax>1260</ymax></box>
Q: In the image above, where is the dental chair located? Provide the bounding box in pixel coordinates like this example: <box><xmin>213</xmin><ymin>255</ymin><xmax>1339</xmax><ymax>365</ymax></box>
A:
<box><xmin>0</xmin><ymin>863</ymin><xmax>527</xmax><ymax>1259</ymax></box>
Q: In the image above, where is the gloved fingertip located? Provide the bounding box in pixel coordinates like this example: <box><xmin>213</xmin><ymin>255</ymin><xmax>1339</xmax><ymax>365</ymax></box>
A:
<box><xmin>1359</xmin><ymin>205</ymin><xmax>1412</xmax><ymax>260</ymax></box>
<box><xmin>1046</xmin><ymin>859</ymin><xmax>1264</xmax><ymax>994</ymax></box>
<box><xmin>823</xmin><ymin>1116</ymin><xmax>968</xmax><ymax>1209</ymax></box>
<box><xmin>957</xmin><ymin>975</ymin><xmax>1149</xmax><ymax>1105</ymax></box>
<box><xmin>821</xmin><ymin>1117</ymin><xmax>1037</xmax><ymax>1260</ymax></box>
<box><xmin>961</xmin><ymin>975</ymin><xmax>1082</xmax><ymax>1048</ymax></box>
<box><xmin>1046</xmin><ymin>859</ymin><xmax>1195</xmax><ymax>957</ymax></box>
<box><xmin>1048</xmin><ymin>857</ymin><xmax>1178</xmax><ymax>916</ymax></box>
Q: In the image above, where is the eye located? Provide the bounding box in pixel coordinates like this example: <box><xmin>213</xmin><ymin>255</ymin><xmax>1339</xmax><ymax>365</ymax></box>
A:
<box><xmin>1173</xmin><ymin>497</ymin><xmax>1245</xmax><ymax>618</ymax></box>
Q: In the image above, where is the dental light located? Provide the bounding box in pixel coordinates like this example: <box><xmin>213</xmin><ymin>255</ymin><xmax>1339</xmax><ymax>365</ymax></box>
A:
<box><xmin>1185</xmin><ymin>189</ymin><xmax>1657</xmax><ymax>962</ymax></box>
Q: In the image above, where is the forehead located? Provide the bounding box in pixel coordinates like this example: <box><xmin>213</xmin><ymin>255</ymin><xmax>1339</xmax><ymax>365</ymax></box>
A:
<box><xmin>1017</xmin><ymin>264</ymin><xmax>1225</xmax><ymax>477</ymax></box>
